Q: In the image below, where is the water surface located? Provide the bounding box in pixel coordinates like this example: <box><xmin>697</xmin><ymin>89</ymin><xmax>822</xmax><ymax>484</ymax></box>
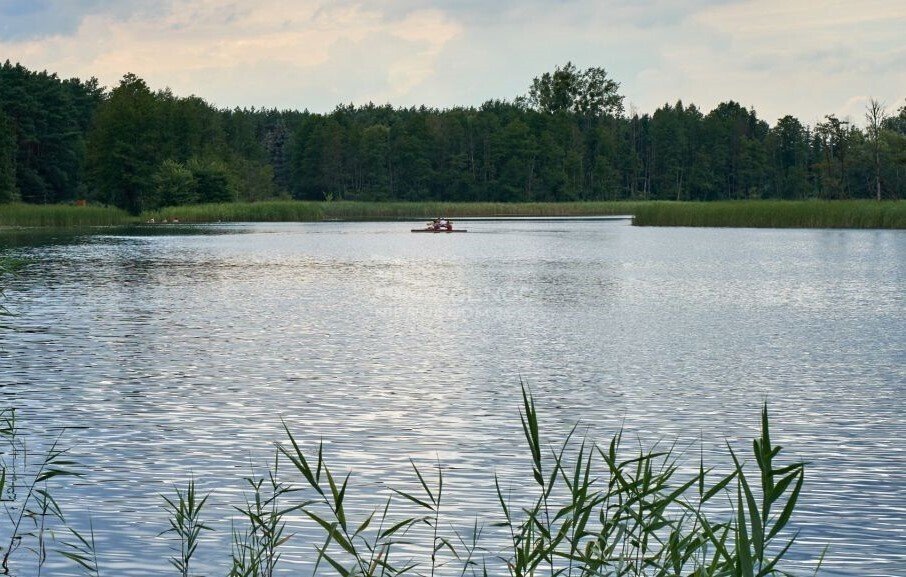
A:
<box><xmin>1</xmin><ymin>221</ymin><xmax>903</xmax><ymax>576</ymax></box>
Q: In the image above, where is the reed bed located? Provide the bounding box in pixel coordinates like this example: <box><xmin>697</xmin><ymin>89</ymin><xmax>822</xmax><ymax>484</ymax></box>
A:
<box><xmin>632</xmin><ymin>200</ymin><xmax>906</xmax><ymax>229</ymax></box>
<box><xmin>317</xmin><ymin>201</ymin><xmax>641</xmax><ymax>220</ymax></box>
<box><xmin>145</xmin><ymin>201</ymin><xmax>324</xmax><ymax>223</ymax></box>
<box><xmin>4</xmin><ymin>200</ymin><xmax>901</xmax><ymax>228</ymax></box>
<box><xmin>2</xmin><ymin>388</ymin><xmax>825</xmax><ymax>577</ymax></box>
<box><xmin>144</xmin><ymin>201</ymin><xmax>640</xmax><ymax>223</ymax></box>
<box><xmin>0</xmin><ymin>203</ymin><xmax>134</xmax><ymax>228</ymax></box>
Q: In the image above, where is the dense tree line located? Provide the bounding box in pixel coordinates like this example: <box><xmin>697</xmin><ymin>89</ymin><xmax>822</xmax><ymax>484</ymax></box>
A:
<box><xmin>1</xmin><ymin>60</ymin><xmax>904</xmax><ymax>213</ymax></box>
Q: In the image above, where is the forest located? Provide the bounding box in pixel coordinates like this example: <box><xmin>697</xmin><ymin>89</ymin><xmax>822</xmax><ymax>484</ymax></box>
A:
<box><xmin>1</xmin><ymin>60</ymin><xmax>904</xmax><ymax>214</ymax></box>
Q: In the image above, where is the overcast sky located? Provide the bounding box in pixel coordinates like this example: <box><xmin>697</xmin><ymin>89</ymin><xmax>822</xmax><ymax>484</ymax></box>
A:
<box><xmin>1</xmin><ymin>0</ymin><xmax>904</xmax><ymax>126</ymax></box>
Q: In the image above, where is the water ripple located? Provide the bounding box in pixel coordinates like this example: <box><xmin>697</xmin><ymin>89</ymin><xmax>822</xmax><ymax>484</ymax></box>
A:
<box><xmin>1</xmin><ymin>222</ymin><xmax>903</xmax><ymax>576</ymax></box>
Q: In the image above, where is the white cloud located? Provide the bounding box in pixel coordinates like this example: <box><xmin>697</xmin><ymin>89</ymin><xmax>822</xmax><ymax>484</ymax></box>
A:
<box><xmin>0</xmin><ymin>0</ymin><xmax>903</xmax><ymax>123</ymax></box>
<box><xmin>693</xmin><ymin>0</ymin><xmax>906</xmax><ymax>37</ymax></box>
<box><xmin>626</xmin><ymin>0</ymin><xmax>906</xmax><ymax>124</ymax></box>
<box><xmin>0</xmin><ymin>0</ymin><xmax>462</xmax><ymax>109</ymax></box>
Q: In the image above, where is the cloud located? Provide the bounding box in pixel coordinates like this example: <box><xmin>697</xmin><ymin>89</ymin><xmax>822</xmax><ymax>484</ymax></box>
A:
<box><xmin>0</xmin><ymin>0</ymin><xmax>463</xmax><ymax>109</ymax></box>
<box><xmin>0</xmin><ymin>0</ymin><xmax>902</xmax><ymax>123</ymax></box>
<box><xmin>0</xmin><ymin>0</ymin><xmax>166</xmax><ymax>41</ymax></box>
<box><xmin>628</xmin><ymin>0</ymin><xmax>906</xmax><ymax>124</ymax></box>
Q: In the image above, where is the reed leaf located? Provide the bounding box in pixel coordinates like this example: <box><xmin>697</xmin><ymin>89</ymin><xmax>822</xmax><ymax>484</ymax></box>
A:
<box><xmin>736</xmin><ymin>485</ymin><xmax>755</xmax><ymax>577</ymax></box>
<box><xmin>304</xmin><ymin>512</ymin><xmax>356</xmax><ymax>556</ymax></box>
<box><xmin>766</xmin><ymin>473</ymin><xmax>804</xmax><ymax>543</ymax></box>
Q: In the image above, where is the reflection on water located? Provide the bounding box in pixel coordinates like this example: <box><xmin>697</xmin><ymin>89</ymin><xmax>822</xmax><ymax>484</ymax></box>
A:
<box><xmin>1</xmin><ymin>222</ymin><xmax>904</xmax><ymax>576</ymax></box>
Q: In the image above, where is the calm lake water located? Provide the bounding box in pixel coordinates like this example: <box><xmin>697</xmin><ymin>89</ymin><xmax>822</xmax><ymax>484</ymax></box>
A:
<box><xmin>1</xmin><ymin>221</ymin><xmax>904</xmax><ymax>576</ymax></box>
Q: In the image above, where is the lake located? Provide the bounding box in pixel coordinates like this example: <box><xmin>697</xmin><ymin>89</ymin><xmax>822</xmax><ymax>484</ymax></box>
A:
<box><xmin>1</xmin><ymin>221</ymin><xmax>903</xmax><ymax>576</ymax></box>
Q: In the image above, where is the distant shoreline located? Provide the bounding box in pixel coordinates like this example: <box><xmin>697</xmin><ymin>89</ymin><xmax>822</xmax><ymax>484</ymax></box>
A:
<box><xmin>1</xmin><ymin>200</ymin><xmax>903</xmax><ymax>229</ymax></box>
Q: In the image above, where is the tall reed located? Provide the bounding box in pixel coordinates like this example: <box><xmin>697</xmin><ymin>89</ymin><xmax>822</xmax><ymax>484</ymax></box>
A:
<box><xmin>632</xmin><ymin>200</ymin><xmax>905</xmax><ymax>228</ymax></box>
<box><xmin>0</xmin><ymin>408</ymin><xmax>83</xmax><ymax>575</ymax></box>
<box><xmin>145</xmin><ymin>201</ymin><xmax>324</xmax><ymax>223</ymax></box>
<box><xmin>0</xmin><ymin>204</ymin><xmax>134</xmax><ymax>228</ymax></box>
<box><xmin>316</xmin><ymin>201</ymin><xmax>641</xmax><ymax>220</ymax></box>
<box><xmin>228</xmin><ymin>454</ymin><xmax>302</xmax><ymax>577</ymax></box>
<box><xmin>251</xmin><ymin>386</ymin><xmax>822</xmax><ymax>576</ymax></box>
<box><xmin>143</xmin><ymin>201</ymin><xmax>639</xmax><ymax>223</ymax></box>
<box><xmin>1</xmin><ymin>391</ymin><xmax>824</xmax><ymax>576</ymax></box>
<box><xmin>162</xmin><ymin>479</ymin><xmax>212</xmax><ymax>577</ymax></box>
<box><xmin>3</xmin><ymin>200</ymin><xmax>903</xmax><ymax>228</ymax></box>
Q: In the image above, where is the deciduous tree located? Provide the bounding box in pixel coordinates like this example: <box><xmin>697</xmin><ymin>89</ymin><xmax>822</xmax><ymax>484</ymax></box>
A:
<box><xmin>527</xmin><ymin>62</ymin><xmax>623</xmax><ymax>117</ymax></box>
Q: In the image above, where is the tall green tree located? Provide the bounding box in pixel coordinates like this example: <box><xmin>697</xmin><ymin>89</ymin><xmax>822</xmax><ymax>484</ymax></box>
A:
<box><xmin>86</xmin><ymin>73</ymin><xmax>160</xmax><ymax>213</ymax></box>
<box><xmin>152</xmin><ymin>159</ymin><xmax>197</xmax><ymax>208</ymax></box>
<box><xmin>768</xmin><ymin>116</ymin><xmax>811</xmax><ymax>199</ymax></box>
<box><xmin>880</xmin><ymin>101</ymin><xmax>906</xmax><ymax>198</ymax></box>
<box><xmin>0</xmin><ymin>61</ymin><xmax>100</xmax><ymax>204</ymax></box>
<box><xmin>0</xmin><ymin>110</ymin><xmax>17</xmax><ymax>203</ymax></box>
<box><xmin>4</xmin><ymin>60</ymin><xmax>905</xmax><ymax>208</ymax></box>
<box><xmin>188</xmin><ymin>158</ymin><xmax>234</xmax><ymax>203</ymax></box>
<box><xmin>814</xmin><ymin>115</ymin><xmax>853</xmax><ymax>199</ymax></box>
<box><xmin>651</xmin><ymin>102</ymin><xmax>690</xmax><ymax>200</ymax></box>
<box><xmin>527</xmin><ymin>62</ymin><xmax>624</xmax><ymax>117</ymax></box>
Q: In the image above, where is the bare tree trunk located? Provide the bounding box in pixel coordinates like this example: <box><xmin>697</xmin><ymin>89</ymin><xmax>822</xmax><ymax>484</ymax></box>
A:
<box><xmin>865</xmin><ymin>98</ymin><xmax>887</xmax><ymax>201</ymax></box>
<box><xmin>876</xmin><ymin>150</ymin><xmax>882</xmax><ymax>201</ymax></box>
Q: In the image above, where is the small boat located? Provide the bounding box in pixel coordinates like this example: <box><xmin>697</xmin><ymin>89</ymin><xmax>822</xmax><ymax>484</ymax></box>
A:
<box><xmin>412</xmin><ymin>218</ymin><xmax>466</xmax><ymax>233</ymax></box>
<box><xmin>411</xmin><ymin>228</ymin><xmax>467</xmax><ymax>233</ymax></box>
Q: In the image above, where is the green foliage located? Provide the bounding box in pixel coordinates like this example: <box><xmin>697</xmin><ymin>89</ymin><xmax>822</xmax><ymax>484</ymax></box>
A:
<box><xmin>231</xmin><ymin>157</ymin><xmax>282</xmax><ymax>202</ymax></box>
<box><xmin>0</xmin><ymin>61</ymin><xmax>101</xmax><ymax>205</ymax></box>
<box><xmin>153</xmin><ymin>159</ymin><xmax>198</xmax><ymax>208</ymax></box>
<box><xmin>86</xmin><ymin>73</ymin><xmax>160</xmax><ymax>214</ymax></box>
<box><xmin>189</xmin><ymin>158</ymin><xmax>235</xmax><ymax>204</ymax></box>
<box><xmin>527</xmin><ymin>62</ymin><xmax>624</xmax><ymax>117</ymax></box>
<box><xmin>150</xmin><ymin>157</ymin><xmax>242</xmax><ymax>209</ymax></box>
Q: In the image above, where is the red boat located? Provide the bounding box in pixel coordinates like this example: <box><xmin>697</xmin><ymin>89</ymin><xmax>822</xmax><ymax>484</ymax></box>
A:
<box><xmin>412</xmin><ymin>218</ymin><xmax>466</xmax><ymax>233</ymax></box>
<box><xmin>411</xmin><ymin>228</ymin><xmax>467</xmax><ymax>233</ymax></box>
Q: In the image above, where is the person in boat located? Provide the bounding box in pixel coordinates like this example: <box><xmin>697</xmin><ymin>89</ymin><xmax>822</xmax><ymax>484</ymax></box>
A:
<box><xmin>438</xmin><ymin>217</ymin><xmax>451</xmax><ymax>230</ymax></box>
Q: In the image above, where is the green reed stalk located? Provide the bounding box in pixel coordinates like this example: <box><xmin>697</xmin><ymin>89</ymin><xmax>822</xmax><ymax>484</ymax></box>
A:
<box><xmin>161</xmin><ymin>479</ymin><xmax>212</xmax><ymax>577</ymax></box>
<box><xmin>60</xmin><ymin>518</ymin><xmax>100</xmax><ymax>577</ymax></box>
<box><xmin>1</xmin><ymin>410</ymin><xmax>82</xmax><ymax>575</ymax></box>
<box><xmin>268</xmin><ymin>391</ymin><xmax>822</xmax><ymax>577</ymax></box>
<box><xmin>278</xmin><ymin>421</ymin><xmax>433</xmax><ymax>577</ymax></box>
<box><xmin>231</xmin><ymin>454</ymin><xmax>303</xmax><ymax>577</ymax></box>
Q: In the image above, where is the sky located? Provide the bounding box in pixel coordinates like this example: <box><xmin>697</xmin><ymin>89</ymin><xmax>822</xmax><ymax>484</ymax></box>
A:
<box><xmin>1</xmin><ymin>0</ymin><xmax>904</xmax><ymax>126</ymax></box>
